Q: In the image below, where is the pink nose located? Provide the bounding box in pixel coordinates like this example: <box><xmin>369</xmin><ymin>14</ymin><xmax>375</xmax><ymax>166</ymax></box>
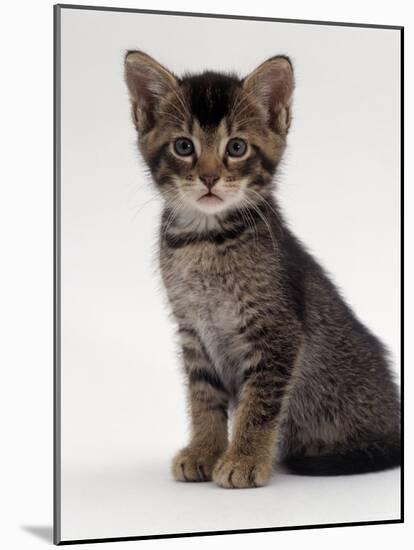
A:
<box><xmin>199</xmin><ymin>174</ymin><xmax>220</xmax><ymax>190</ymax></box>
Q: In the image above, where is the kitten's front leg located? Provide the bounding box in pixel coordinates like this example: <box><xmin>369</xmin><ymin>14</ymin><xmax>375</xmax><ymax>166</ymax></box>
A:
<box><xmin>212</xmin><ymin>357</ymin><xmax>291</xmax><ymax>489</ymax></box>
<box><xmin>172</xmin><ymin>333</ymin><xmax>229</xmax><ymax>482</ymax></box>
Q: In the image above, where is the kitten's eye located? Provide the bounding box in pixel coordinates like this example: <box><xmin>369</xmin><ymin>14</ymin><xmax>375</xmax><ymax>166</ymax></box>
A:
<box><xmin>174</xmin><ymin>138</ymin><xmax>194</xmax><ymax>156</ymax></box>
<box><xmin>226</xmin><ymin>138</ymin><xmax>247</xmax><ymax>157</ymax></box>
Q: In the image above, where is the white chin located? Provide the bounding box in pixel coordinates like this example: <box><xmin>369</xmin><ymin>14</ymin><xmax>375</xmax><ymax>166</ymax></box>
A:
<box><xmin>194</xmin><ymin>195</ymin><xmax>229</xmax><ymax>214</ymax></box>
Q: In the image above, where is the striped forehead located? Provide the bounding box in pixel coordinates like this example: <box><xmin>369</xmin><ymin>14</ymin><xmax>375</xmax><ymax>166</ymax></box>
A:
<box><xmin>190</xmin><ymin>118</ymin><xmax>229</xmax><ymax>156</ymax></box>
<box><xmin>183</xmin><ymin>72</ymin><xmax>240</xmax><ymax>129</ymax></box>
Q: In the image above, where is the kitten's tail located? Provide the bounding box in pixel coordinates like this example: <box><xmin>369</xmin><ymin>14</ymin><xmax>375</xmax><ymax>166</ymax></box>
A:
<box><xmin>284</xmin><ymin>435</ymin><xmax>401</xmax><ymax>476</ymax></box>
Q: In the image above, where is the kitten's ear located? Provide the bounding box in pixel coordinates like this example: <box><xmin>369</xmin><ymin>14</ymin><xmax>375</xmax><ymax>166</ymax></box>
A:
<box><xmin>124</xmin><ymin>50</ymin><xmax>179</xmax><ymax>132</ymax></box>
<box><xmin>243</xmin><ymin>55</ymin><xmax>294</xmax><ymax>134</ymax></box>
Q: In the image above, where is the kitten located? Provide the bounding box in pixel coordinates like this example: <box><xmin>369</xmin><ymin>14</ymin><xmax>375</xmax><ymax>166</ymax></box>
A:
<box><xmin>124</xmin><ymin>51</ymin><xmax>401</xmax><ymax>488</ymax></box>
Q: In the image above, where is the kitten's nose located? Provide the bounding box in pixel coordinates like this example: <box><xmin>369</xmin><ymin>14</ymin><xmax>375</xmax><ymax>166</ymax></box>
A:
<box><xmin>199</xmin><ymin>173</ymin><xmax>220</xmax><ymax>191</ymax></box>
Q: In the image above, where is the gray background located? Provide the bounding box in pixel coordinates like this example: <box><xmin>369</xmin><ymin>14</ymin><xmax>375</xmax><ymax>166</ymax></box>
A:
<box><xmin>59</xmin><ymin>7</ymin><xmax>401</xmax><ymax>541</ymax></box>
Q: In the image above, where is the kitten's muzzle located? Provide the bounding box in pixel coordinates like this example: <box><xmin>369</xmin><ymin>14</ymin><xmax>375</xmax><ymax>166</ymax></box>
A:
<box><xmin>199</xmin><ymin>173</ymin><xmax>220</xmax><ymax>191</ymax></box>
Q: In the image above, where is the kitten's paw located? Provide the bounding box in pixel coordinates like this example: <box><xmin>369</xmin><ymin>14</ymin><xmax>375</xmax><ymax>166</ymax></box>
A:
<box><xmin>171</xmin><ymin>447</ymin><xmax>221</xmax><ymax>482</ymax></box>
<box><xmin>212</xmin><ymin>453</ymin><xmax>272</xmax><ymax>488</ymax></box>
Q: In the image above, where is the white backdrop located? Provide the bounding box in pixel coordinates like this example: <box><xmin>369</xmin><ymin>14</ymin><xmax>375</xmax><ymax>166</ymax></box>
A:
<box><xmin>58</xmin><ymin>6</ymin><xmax>401</xmax><ymax>542</ymax></box>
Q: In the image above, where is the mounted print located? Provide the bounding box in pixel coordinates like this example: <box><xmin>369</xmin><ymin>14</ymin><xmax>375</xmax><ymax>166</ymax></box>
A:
<box><xmin>54</xmin><ymin>4</ymin><xmax>403</xmax><ymax>545</ymax></box>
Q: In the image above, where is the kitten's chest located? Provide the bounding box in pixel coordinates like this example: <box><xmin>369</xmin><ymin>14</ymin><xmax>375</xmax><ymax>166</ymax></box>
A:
<box><xmin>164</xmin><ymin>244</ymin><xmax>245</xmax><ymax>329</ymax></box>
<box><xmin>161</xmin><ymin>243</ymin><xmax>255</xmax><ymax>371</ymax></box>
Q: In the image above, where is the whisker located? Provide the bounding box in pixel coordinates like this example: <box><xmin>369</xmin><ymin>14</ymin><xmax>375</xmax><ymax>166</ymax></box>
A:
<box><xmin>163</xmin><ymin>81</ymin><xmax>191</xmax><ymax>120</ymax></box>
<box><xmin>130</xmin><ymin>195</ymin><xmax>159</xmax><ymax>223</ymax></box>
<box><xmin>161</xmin><ymin>195</ymin><xmax>186</xmax><ymax>237</ymax></box>
<box><xmin>247</xmin><ymin>189</ymin><xmax>285</xmax><ymax>237</ymax></box>
<box><xmin>229</xmin><ymin>87</ymin><xmax>259</xmax><ymax>120</ymax></box>
<box><xmin>242</xmin><ymin>195</ymin><xmax>279</xmax><ymax>256</ymax></box>
<box><xmin>158</xmin><ymin>108</ymin><xmax>187</xmax><ymax>127</ymax></box>
<box><xmin>241</xmin><ymin>203</ymin><xmax>259</xmax><ymax>248</ymax></box>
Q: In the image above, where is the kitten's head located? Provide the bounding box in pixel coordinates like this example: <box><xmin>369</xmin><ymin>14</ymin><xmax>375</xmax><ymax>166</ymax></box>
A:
<box><xmin>125</xmin><ymin>51</ymin><xmax>294</xmax><ymax>217</ymax></box>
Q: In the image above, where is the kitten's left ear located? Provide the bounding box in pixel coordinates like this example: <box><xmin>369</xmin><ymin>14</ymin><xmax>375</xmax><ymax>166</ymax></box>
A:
<box><xmin>124</xmin><ymin>50</ymin><xmax>179</xmax><ymax>132</ymax></box>
<box><xmin>243</xmin><ymin>56</ymin><xmax>294</xmax><ymax>134</ymax></box>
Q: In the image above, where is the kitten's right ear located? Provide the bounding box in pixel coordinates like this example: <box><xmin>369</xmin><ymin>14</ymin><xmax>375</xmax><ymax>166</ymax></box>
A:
<box><xmin>124</xmin><ymin>51</ymin><xmax>179</xmax><ymax>132</ymax></box>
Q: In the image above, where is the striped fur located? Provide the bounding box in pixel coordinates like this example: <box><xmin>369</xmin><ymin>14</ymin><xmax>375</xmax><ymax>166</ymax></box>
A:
<box><xmin>124</xmin><ymin>52</ymin><xmax>400</xmax><ymax>488</ymax></box>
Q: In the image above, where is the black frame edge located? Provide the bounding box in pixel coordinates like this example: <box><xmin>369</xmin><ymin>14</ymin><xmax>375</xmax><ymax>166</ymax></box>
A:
<box><xmin>53</xmin><ymin>3</ymin><xmax>62</xmax><ymax>546</ymax></box>
<box><xmin>58</xmin><ymin>519</ymin><xmax>403</xmax><ymax>545</ymax></box>
<box><xmin>55</xmin><ymin>3</ymin><xmax>403</xmax><ymax>30</ymax></box>
<box><xmin>399</xmin><ymin>25</ymin><xmax>405</xmax><ymax>523</ymax></box>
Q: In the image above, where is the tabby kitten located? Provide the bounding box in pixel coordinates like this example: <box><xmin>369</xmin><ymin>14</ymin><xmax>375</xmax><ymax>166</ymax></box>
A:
<box><xmin>124</xmin><ymin>51</ymin><xmax>400</xmax><ymax>488</ymax></box>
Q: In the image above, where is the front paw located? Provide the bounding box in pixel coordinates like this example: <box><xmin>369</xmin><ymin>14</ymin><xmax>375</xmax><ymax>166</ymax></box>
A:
<box><xmin>171</xmin><ymin>446</ymin><xmax>222</xmax><ymax>482</ymax></box>
<box><xmin>212</xmin><ymin>453</ymin><xmax>272</xmax><ymax>488</ymax></box>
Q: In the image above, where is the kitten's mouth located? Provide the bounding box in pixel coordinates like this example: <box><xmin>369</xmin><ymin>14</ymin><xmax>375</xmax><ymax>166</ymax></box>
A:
<box><xmin>197</xmin><ymin>192</ymin><xmax>223</xmax><ymax>205</ymax></box>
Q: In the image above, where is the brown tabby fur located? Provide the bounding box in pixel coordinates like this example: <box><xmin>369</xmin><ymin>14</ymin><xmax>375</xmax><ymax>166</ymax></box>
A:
<box><xmin>124</xmin><ymin>51</ymin><xmax>400</xmax><ymax>488</ymax></box>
